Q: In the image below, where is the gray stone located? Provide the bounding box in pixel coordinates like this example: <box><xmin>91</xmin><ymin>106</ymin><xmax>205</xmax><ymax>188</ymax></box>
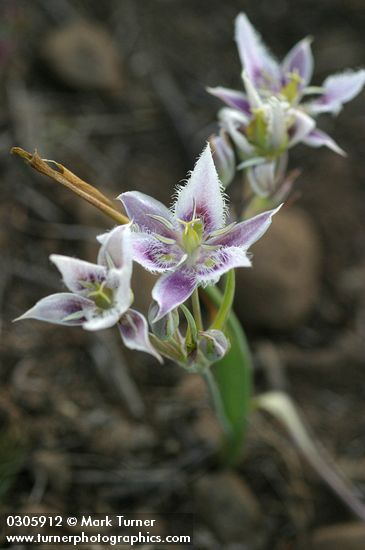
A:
<box><xmin>42</xmin><ymin>22</ymin><xmax>123</xmax><ymax>93</ymax></box>
<box><xmin>234</xmin><ymin>207</ymin><xmax>322</xmax><ymax>330</ymax></box>
<box><xmin>193</xmin><ymin>472</ymin><xmax>264</xmax><ymax>547</ymax></box>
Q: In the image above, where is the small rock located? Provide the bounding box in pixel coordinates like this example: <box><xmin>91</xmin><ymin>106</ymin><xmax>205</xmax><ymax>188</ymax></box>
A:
<box><xmin>42</xmin><ymin>22</ymin><xmax>123</xmax><ymax>93</ymax></box>
<box><xmin>304</xmin><ymin>522</ymin><xmax>365</xmax><ymax>550</ymax></box>
<box><xmin>234</xmin><ymin>207</ymin><xmax>321</xmax><ymax>330</ymax></box>
<box><xmin>193</xmin><ymin>472</ymin><xmax>264</xmax><ymax>547</ymax></box>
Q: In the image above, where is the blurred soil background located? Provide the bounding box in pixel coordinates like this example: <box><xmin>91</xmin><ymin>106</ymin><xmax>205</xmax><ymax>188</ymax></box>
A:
<box><xmin>0</xmin><ymin>0</ymin><xmax>365</xmax><ymax>548</ymax></box>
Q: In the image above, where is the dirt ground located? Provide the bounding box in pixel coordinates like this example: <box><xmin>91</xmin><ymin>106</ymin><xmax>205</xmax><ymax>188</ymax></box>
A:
<box><xmin>1</xmin><ymin>1</ymin><xmax>365</xmax><ymax>548</ymax></box>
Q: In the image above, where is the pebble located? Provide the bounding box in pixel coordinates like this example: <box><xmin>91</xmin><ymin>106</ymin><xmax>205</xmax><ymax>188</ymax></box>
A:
<box><xmin>193</xmin><ymin>472</ymin><xmax>264</xmax><ymax>547</ymax></box>
<box><xmin>234</xmin><ymin>207</ymin><xmax>322</xmax><ymax>330</ymax></box>
<box><xmin>41</xmin><ymin>22</ymin><xmax>123</xmax><ymax>93</ymax></box>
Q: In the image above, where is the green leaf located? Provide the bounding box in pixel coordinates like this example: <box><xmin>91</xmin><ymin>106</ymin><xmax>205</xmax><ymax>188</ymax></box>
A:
<box><xmin>210</xmin><ymin>269</ymin><xmax>235</xmax><ymax>331</ymax></box>
<box><xmin>204</xmin><ymin>284</ymin><xmax>253</xmax><ymax>466</ymax></box>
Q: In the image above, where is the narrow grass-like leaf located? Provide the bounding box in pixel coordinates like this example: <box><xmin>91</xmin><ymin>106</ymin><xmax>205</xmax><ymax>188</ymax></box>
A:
<box><xmin>254</xmin><ymin>391</ymin><xmax>365</xmax><ymax>520</ymax></box>
<box><xmin>204</xmin><ymin>284</ymin><xmax>253</xmax><ymax>466</ymax></box>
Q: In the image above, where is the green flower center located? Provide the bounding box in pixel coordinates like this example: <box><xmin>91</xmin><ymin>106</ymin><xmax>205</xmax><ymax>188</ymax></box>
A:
<box><xmin>246</xmin><ymin>105</ymin><xmax>288</xmax><ymax>157</ymax></box>
<box><xmin>81</xmin><ymin>280</ymin><xmax>114</xmax><ymax>310</ymax></box>
<box><xmin>246</xmin><ymin>107</ymin><xmax>268</xmax><ymax>150</ymax></box>
<box><xmin>179</xmin><ymin>218</ymin><xmax>204</xmax><ymax>255</ymax></box>
<box><xmin>280</xmin><ymin>71</ymin><xmax>302</xmax><ymax>103</ymax></box>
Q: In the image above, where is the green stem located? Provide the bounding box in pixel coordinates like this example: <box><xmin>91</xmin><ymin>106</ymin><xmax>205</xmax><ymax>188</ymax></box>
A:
<box><xmin>191</xmin><ymin>287</ymin><xmax>203</xmax><ymax>331</ymax></box>
<box><xmin>202</xmin><ymin>369</ymin><xmax>232</xmax><ymax>437</ymax></box>
<box><xmin>210</xmin><ymin>269</ymin><xmax>235</xmax><ymax>330</ymax></box>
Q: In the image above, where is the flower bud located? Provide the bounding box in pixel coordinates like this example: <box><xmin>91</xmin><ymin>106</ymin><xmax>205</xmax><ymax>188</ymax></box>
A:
<box><xmin>246</xmin><ymin>160</ymin><xmax>275</xmax><ymax>197</ymax></box>
<box><xmin>198</xmin><ymin>329</ymin><xmax>229</xmax><ymax>365</ymax></box>
<box><xmin>148</xmin><ymin>301</ymin><xmax>179</xmax><ymax>341</ymax></box>
<box><xmin>209</xmin><ymin>131</ymin><xmax>236</xmax><ymax>188</ymax></box>
<box><xmin>246</xmin><ymin>153</ymin><xmax>288</xmax><ymax>198</ymax></box>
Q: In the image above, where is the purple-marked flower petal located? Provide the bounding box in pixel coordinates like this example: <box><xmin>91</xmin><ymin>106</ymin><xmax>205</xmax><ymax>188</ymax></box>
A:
<box><xmin>50</xmin><ymin>255</ymin><xmax>107</xmax><ymax>295</ymax></box>
<box><xmin>107</xmin><ymin>266</ymin><xmax>133</xmax><ymax>313</ymax></box>
<box><xmin>132</xmin><ymin>233</ymin><xmax>184</xmax><ymax>272</ymax></box>
<box><xmin>308</xmin><ymin>70</ymin><xmax>365</xmax><ymax>115</ymax></box>
<box><xmin>152</xmin><ymin>270</ymin><xmax>197</xmax><ymax>321</ymax></box>
<box><xmin>82</xmin><ymin>309</ymin><xmax>121</xmax><ymax>331</ymax></box>
<box><xmin>119</xmin><ymin>309</ymin><xmax>162</xmax><ymax>362</ymax></box>
<box><xmin>288</xmin><ymin>109</ymin><xmax>315</xmax><ymax>147</ymax></box>
<box><xmin>174</xmin><ymin>143</ymin><xmax>226</xmax><ymax>233</ymax></box>
<box><xmin>97</xmin><ymin>224</ymin><xmax>132</xmax><ymax>271</ymax></box>
<box><xmin>208</xmin><ymin>205</ymin><xmax>281</xmax><ymax>248</ymax></box>
<box><xmin>219</xmin><ymin>106</ymin><xmax>250</xmax><ymax>126</ymax></box>
<box><xmin>219</xmin><ymin>108</ymin><xmax>255</xmax><ymax>158</ymax></box>
<box><xmin>207</xmin><ymin>86</ymin><xmax>250</xmax><ymax>113</ymax></box>
<box><xmin>242</xmin><ymin>71</ymin><xmax>263</xmax><ymax>109</ymax></box>
<box><xmin>97</xmin><ymin>225</ymin><xmax>134</xmax><ymax>316</ymax></box>
<box><xmin>196</xmin><ymin>247</ymin><xmax>251</xmax><ymax>283</ymax></box>
<box><xmin>302</xmin><ymin>128</ymin><xmax>346</xmax><ymax>156</ymax></box>
<box><xmin>282</xmin><ymin>37</ymin><xmax>313</xmax><ymax>88</ymax></box>
<box><xmin>15</xmin><ymin>293</ymin><xmax>94</xmax><ymax>326</ymax></box>
<box><xmin>235</xmin><ymin>13</ymin><xmax>280</xmax><ymax>88</ymax></box>
<box><xmin>118</xmin><ymin>191</ymin><xmax>175</xmax><ymax>237</ymax></box>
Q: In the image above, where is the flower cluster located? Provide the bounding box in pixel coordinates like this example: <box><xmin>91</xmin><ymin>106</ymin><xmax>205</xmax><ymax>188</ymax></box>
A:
<box><xmin>209</xmin><ymin>13</ymin><xmax>365</xmax><ymax>197</ymax></box>
<box><xmin>17</xmin><ymin>144</ymin><xmax>279</xmax><ymax>370</ymax></box>
<box><xmin>17</xmin><ymin>14</ymin><xmax>362</xmax><ymax>376</ymax></box>
<box><xmin>12</xmin><ymin>10</ymin><xmax>365</xmax><ymax>488</ymax></box>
